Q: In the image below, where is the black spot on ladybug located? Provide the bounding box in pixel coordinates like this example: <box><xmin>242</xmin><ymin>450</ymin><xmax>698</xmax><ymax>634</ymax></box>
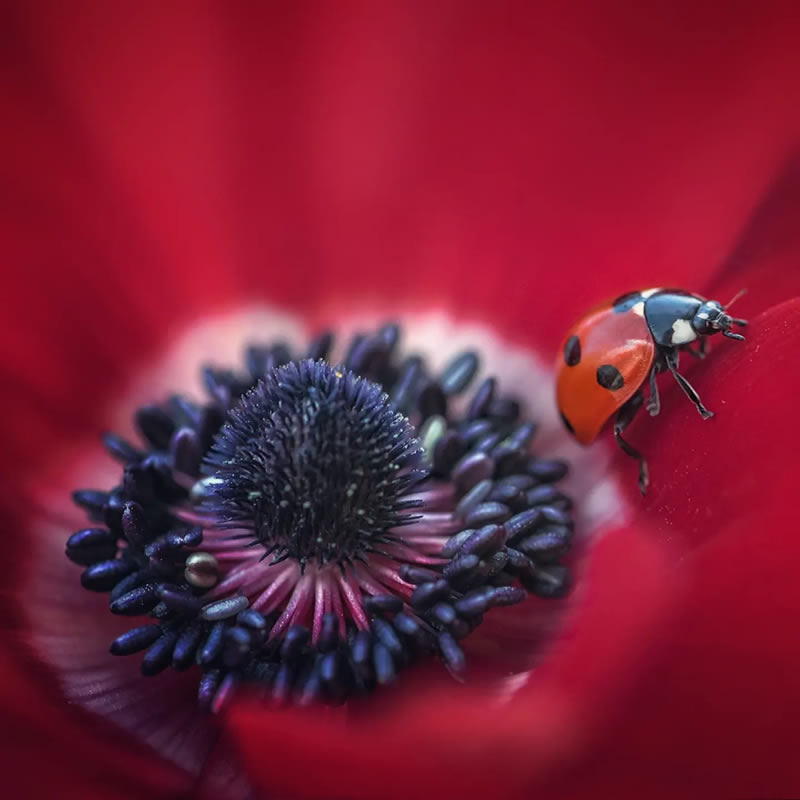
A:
<box><xmin>596</xmin><ymin>364</ymin><xmax>625</xmax><ymax>391</ymax></box>
<box><xmin>563</xmin><ymin>335</ymin><xmax>581</xmax><ymax>366</ymax></box>
<box><xmin>612</xmin><ymin>292</ymin><xmax>643</xmax><ymax>313</ymax></box>
<box><xmin>559</xmin><ymin>410</ymin><xmax>575</xmax><ymax>434</ymax></box>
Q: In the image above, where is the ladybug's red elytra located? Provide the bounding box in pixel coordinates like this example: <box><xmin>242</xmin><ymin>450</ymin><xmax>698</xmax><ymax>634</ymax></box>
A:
<box><xmin>555</xmin><ymin>288</ymin><xmax>748</xmax><ymax>493</ymax></box>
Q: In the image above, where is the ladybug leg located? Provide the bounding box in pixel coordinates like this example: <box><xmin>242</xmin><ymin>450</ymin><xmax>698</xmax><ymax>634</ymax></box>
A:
<box><xmin>645</xmin><ymin>362</ymin><xmax>661</xmax><ymax>417</ymax></box>
<box><xmin>614</xmin><ymin>393</ymin><xmax>649</xmax><ymax>494</ymax></box>
<box><xmin>686</xmin><ymin>338</ymin><xmax>708</xmax><ymax>360</ymax></box>
<box><xmin>664</xmin><ymin>348</ymin><xmax>714</xmax><ymax>419</ymax></box>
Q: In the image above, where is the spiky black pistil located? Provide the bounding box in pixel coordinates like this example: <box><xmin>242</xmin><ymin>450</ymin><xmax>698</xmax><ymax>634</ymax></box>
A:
<box><xmin>202</xmin><ymin>360</ymin><xmax>426</xmax><ymax>568</ymax></box>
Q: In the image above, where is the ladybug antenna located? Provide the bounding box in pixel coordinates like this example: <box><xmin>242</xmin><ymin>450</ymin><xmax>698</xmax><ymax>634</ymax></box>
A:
<box><xmin>724</xmin><ymin>288</ymin><xmax>747</xmax><ymax>310</ymax></box>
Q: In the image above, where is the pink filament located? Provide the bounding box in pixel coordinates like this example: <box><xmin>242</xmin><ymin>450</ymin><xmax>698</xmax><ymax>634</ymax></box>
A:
<box><xmin>191</xmin><ymin>505</ymin><xmax>459</xmax><ymax>643</ymax></box>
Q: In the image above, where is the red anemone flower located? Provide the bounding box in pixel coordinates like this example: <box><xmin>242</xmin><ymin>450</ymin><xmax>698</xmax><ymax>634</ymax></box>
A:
<box><xmin>3</xmin><ymin>3</ymin><xmax>800</xmax><ymax>799</ymax></box>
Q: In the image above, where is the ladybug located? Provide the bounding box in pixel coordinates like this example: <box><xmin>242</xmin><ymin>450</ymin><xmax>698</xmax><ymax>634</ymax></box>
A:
<box><xmin>556</xmin><ymin>288</ymin><xmax>748</xmax><ymax>493</ymax></box>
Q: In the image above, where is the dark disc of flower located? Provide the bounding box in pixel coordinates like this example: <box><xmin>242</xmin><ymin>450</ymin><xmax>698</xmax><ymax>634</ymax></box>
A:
<box><xmin>66</xmin><ymin>321</ymin><xmax>576</xmax><ymax>712</ymax></box>
<box><xmin>201</xmin><ymin>360</ymin><xmax>426</xmax><ymax>568</ymax></box>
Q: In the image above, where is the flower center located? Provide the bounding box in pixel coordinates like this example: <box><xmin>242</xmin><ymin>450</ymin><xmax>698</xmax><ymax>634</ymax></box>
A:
<box><xmin>67</xmin><ymin>322</ymin><xmax>575</xmax><ymax>710</ymax></box>
<box><xmin>201</xmin><ymin>360</ymin><xmax>426</xmax><ymax>569</ymax></box>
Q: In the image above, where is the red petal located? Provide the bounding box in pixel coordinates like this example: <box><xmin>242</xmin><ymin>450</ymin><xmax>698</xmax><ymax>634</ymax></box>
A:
<box><xmin>3</xmin><ymin>0</ymin><xmax>800</xmax><ymax>380</ymax></box>
<box><xmin>0</xmin><ymin>646</ymin><xmax>188</xmax><ymax>799</ymax></box>
<box><xmin>620</xmin><ymin>302</ymin><xmax>800</xmax><ymax>548</ymax></box>
<box><xmin>227</xmin><ymin>521</ymin><xmax>675</xmax><ymax>800</ymax></box>
<box><xmin>1</xmin><ymin>0</ymin><xmax>797</xmax><ymax>475</ymax></box>
<box><xmin>547</xmin><ymin>500</ymin><xmax>800</xmax><ymax>798</ymax></box>
<box><xmin>557</xmin><ymin>298</ymin><xmax>800</xmax><ymax>795</ymax></box>
<box><xmin>709</xmin><ymin>153</ymin><xmax>800</xmax><ymax>319</ymax></box>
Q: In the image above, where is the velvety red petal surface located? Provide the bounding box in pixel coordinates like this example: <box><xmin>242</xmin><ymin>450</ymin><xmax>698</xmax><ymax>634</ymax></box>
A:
<box><xmin>626</xmin><ymin>154</ymin><xmax>800</xmax><ymax>538</ymax></box>
<box><xmin>0</xmin><ymin>647</ymin><xmax>189</xmax><ymax>800</ymax></box>
<box><xmin>2</xmin><ymin>2</ymin><xmax>800</xmax><ymax>799</ymax></box>
<box><xmin>549</xmin><ymin>300</ymin><xmax>800</xmax><ymax>798</ymax></box>
<box><xmin>546</xmin><ymin>166</ymin><xmax>800</xmax><ymax>795</ymax></box>
<box><xmin>3</xmin><ymin>1</ymin><xmax>800</xmax><ymax>448</ymax></box>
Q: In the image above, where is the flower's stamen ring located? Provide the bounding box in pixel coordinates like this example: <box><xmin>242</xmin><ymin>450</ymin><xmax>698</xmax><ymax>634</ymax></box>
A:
<box><xmin>68</xmin><ymin>323</ymin><xmax>574</xmax><ymax>710</ymax></box>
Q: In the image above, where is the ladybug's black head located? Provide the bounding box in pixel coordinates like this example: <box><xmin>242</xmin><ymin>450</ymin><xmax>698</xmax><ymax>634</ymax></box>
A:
<box><xmin>692</xmin><ymin>300</ymin><xmax>748</xmax><ymax>341</ymax></box>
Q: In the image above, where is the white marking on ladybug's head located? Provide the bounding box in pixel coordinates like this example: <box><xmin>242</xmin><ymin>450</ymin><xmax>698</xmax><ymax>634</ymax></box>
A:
<box><xmin>631</xmin><ymin>301</ymin><xmax>646</xmax><ymax>317</ymax></box>
<box><xmin>671</xmin><ymin>317</ymin><xmax>697</xmax><ymax>345</ymax></box>
<box><xmin>640</xmin><ymin>288</ymin><xmax>661</xmax><ymax>299</ymax></box>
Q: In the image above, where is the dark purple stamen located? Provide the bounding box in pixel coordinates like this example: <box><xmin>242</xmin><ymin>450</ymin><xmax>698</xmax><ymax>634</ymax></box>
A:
<box><xmin>67</xmin><ymin>322</ymin><xmax>575</xmax><ymax>711</ymax></box>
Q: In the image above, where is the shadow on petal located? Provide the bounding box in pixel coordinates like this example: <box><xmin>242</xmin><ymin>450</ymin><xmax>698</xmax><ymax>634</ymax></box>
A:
<box><xmin>711</xmin><ymin>150</ymin><xmax>800</xmax><ymax>318</ymax></box>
